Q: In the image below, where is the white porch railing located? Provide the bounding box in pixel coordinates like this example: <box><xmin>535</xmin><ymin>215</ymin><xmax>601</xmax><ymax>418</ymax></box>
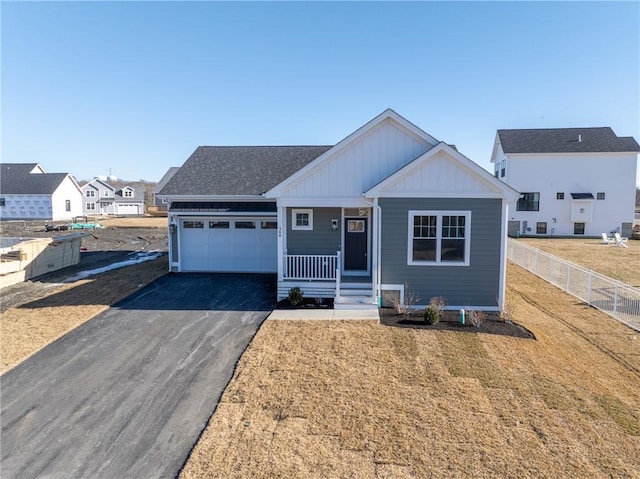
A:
<box><xmin>284</xmin><ymin>252</ymin><xmax>340</xmax><ymax>280</ymax></box>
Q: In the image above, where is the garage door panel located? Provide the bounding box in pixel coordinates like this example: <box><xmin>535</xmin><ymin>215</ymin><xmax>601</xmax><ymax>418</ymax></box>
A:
<box><xmin>180</xmin><ymin>217</ymin><xmax>276</xmax><ymax>273</ymax></box>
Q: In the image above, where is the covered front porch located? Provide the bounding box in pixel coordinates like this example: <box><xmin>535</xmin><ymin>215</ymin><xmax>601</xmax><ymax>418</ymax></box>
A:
<box><xmin>275</xmin><ymin>202</ymin><xmax>379</xmax><ymax>309</ymax></box>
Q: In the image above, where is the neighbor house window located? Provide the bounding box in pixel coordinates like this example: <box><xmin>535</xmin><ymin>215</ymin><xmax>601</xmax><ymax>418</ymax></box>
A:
<box><xmin>516</xmin><ymin>192</ymin><xmax>540</xmax><ymax>211</ymax></box>
<box><xmin>574</xmin><ymin>223</ymin><xmax>585</xmax><ymax>235</ymax></box>
<box><xmin>500</xmin><ymin>160</ymin><xmax>506</xmax><ymax>177</ymax></box>
<box><xmin>408</xmin><ymin>211</ymin><xmax>471</xmax><ymax>266</ymax></box>
<box><xmin>292</xmin><ymin>209</ymin><xmax>313</xmax><ymax>231</ymax></box>
<box><xmin>183</xmin><ymin>221</ymin><xmax>203</xmax><ymax>228</ymax></box>
<box><xmin>597</xmin><ymin>192</ymin><xmax>605</xmax><ymax>200</ymax></box>
<box><xmin>536</xmin><ymin>222</ymin><xmax>547</xmax><ymax>234</ymax></box>
<box><xmin>556</xmin><ymin>192</ymin><xmax>564</xmax><ymax>200</ymax></box>
<box><xmin>86</xmin><ymin>202</ymin><xmax>95</xmax><ymax>211</ymax></box>
<box><xmin>65</xmin><ymin>200</ymin><xmax>71</xmax><ymax>211</ymax></box>
<box><xmin>124</xmin><ymin>190</ymin><xmax>133</xmax><ymax>197</ymax></box>
<box><xmin>0</xmin><ymin>198</ymin><xmax>5</xmax><ymax>207</ymax></box>
<box><xmin>86</xmin><ymin>190</ymin><xmax>95</xmax><ymax>197</ymax></box>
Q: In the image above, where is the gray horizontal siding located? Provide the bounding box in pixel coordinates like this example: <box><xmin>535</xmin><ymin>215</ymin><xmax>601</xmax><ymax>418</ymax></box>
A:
<box><xmin>380</xmin><ymin>198</ymin><xmax>503</xmax><ymax>308</ymax></box>
<box><xmin>286</xmin><ymin>207</ymin><xmax>341</xmax><ymax>255</ymax></box>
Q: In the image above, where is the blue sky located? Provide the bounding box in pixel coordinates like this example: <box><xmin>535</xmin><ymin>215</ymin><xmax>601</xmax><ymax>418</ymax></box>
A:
<box><xmin>2</xmin><ymin>1</ymin><xmax>639</xmax><ymax>184</ymax></box>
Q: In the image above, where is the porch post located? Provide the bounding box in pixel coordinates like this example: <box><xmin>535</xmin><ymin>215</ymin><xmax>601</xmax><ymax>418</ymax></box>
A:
<box><xmin>277</xmin><ymin>203</ymin><xmax>285</xmax><ymax>281</ymax></box>
<box><xmin>371</xmin><ymin>199</ymin><xmax>379</xmax><ymax>305</ymax></box>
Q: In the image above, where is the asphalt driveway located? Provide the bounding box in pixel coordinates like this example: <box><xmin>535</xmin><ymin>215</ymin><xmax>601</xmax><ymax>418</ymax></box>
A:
<box><xmin>1</xmin><ymin>273</ymin><xmax>275</xmax><ymax>479</ymax></box>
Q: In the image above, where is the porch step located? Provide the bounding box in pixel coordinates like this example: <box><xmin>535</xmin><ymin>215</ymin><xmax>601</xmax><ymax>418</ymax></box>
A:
<box><xmin>335</xmin><ymin>282</ymin><xmax>377</xmax><ymax>310</ymax></box>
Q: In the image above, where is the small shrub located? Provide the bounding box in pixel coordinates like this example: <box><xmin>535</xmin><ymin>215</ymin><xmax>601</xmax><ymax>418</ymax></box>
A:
<box><xmin>467</xmin><ymin>309</ymin><xmax>486</xmax><ymax>328</ymax></box>
<box><xmin>429</xmin><ymin>296</ymin><xmax>447</xmax><ymax>314</ymax></box>
<box><xmin>288</xmin><ymin>286</ymin><xmax>303</xmax><ymax>306</ymax></box>
<box><xmin>424</xmin><ymin>305</ymin><xmax>440</xmax><ymax>325</ymax></box>
<box><xmin>500</xmin><ymin>295</ymin><xmax>518</xmax><ymax>323</ymax></box>
<box><xmin>391</xmin><ymin>282</ymin><xmax>421</xmax><ymax>316</ymax></box>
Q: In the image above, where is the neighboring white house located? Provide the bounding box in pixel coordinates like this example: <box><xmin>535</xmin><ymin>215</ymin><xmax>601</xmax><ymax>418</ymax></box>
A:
<box><xmin>0</xmin><ymin>163</ymin><xmax>83</xmax><ymax>221</ymax></box>
<box><xmin>490</xmin><ymin>128</ymin><xmax>640</xmax><ymax>237</ymax></box>
<box><xmin>80</xmin><ymin>180</ymin><xmax>144</xmax><ymax>216</ymax></box>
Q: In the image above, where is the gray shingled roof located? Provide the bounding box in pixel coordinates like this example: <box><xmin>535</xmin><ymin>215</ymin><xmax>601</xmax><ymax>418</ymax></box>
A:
<box><xmin>115</xmin><ymin>186</ymin><xmax>144</xmax><ymax>202</ymax></box>
<box><xmin>497</xmin><ymin>127</ymin><xmax>640</xmax><ymax>154</ymax></box>
<box><xmin>153</xmin><ymin>167</ymin><xmax>180</xmax><ymax>194</ymax></box>
<box><xmin>159</xmin><ymin>146</ymin><xmax>333</xmax><ymax>196</ymax></box>
<box><xmin>0</xmin><ymin>163</ymin><xmax>70</xmax><ymax>195</ymax></box>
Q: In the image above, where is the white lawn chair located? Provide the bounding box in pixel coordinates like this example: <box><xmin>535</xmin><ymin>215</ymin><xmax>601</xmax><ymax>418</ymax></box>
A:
<box><xmin>601</xmin><ymin>233</ymin><xmax>615</xmax><ymax>245</ymax></box>
<box><xmin>614</xmin><ymin>233</ymin><xmax>628</xmax><ymax>248</ymax></box>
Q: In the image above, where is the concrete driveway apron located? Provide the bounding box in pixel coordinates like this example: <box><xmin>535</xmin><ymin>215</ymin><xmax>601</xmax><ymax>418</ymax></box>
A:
<box><xmin>1</xmin><ymin>273</ymin><xmax>275</xmax><ymax>479</ymax></box>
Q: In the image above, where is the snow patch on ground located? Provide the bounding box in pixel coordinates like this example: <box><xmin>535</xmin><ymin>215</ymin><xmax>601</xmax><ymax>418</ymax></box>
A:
<box><xmin>63</xmin><ymin>251</ymin><xmax>162</xmax><ymax>283</ymax></box>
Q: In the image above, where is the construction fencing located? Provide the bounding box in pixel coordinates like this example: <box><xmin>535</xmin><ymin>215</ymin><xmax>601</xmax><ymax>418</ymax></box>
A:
<box><xmin>507</xmin><ymin>239</ymin><xmax>640</xmax><ymax>332</ymax></box>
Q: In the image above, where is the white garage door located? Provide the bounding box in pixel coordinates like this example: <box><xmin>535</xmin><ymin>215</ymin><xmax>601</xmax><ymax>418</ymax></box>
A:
<box><xmin>180</xmin><ymin>218</ymin><xmax>277</xmax><ymax>272</ymax></box>
<box><xmin>117</xmin><ymin>204</ymin><xmax>140</xmax><ymax>215</ymax></box>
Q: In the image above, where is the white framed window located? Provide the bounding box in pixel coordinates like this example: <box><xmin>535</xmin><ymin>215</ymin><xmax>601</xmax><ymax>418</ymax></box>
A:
<box><xmin>86</xmin><ymin>202</ymin><xmax>96</xmax><ymax>210</ymax></box>
<box><xmin>292</xmin><ymin>208</ymin><xmax>313</xmax><ymax>231</ymax></box>
<box><xmin>124</xmin><ymin>189</ymin><xmax>133</xmax><ymax>197</ymax></box>
<box><xmin>407</xmin><ymin>211</ymin><xmax>471</xmax><ymax>266</ymax></box>
<box><xmin>86</xmin><ymin>190</ymin><xmax>95</xmax><ymax>197</ymax></box>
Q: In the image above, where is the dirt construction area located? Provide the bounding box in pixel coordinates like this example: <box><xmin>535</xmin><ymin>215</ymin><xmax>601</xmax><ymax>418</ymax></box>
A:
<box><xmin>2</xmin><ymin>226</ymin><xmax>639</xmax><ymax>477</ymax></box>
<box><xmin>1</xmin><ymin>217</ymin><xmax>168</xmax><ymax>371</ymax></box>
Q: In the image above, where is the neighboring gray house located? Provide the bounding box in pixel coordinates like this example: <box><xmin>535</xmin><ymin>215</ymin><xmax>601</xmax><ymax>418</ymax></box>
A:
<box><xmin>152</xmin><ymin>167</ymin><xmax>179</xmax><ymax>212</ymax></box>
<box><xmin>80</xmin><ymin>179</ymin><xmax>144</xmax><ymax>216</ymax></box>
<box><xmin>114</xmin><ymin>185</ymin><xmax>144</xmax><ymax>215</ymax></box>
<box><xmin>0</xmin><ymin>163</ymin><xmax>83</xmax><ymax>220</ymax></box>
<box><xmin>160</xmin><ymin>109</ymin><xmax>519</xmax><ymax>310</ymax></box>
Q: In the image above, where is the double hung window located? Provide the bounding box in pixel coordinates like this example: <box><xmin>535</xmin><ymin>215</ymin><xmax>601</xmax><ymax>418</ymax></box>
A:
<box><xmin>408</xmin><ymin>211</ymin><xmax>471</xmax><ymax>266</ymax></box>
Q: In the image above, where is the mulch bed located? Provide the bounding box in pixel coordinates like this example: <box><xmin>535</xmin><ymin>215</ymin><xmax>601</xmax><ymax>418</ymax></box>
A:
<box><xmin>276</xmin><ymin>298</ymin><xmax>335</xmax><ymax>309</ymax></box>
<box><xmin>379</xmin><ymin>308</ymin><xmax>536</xmax><ymax>339</ymax></box>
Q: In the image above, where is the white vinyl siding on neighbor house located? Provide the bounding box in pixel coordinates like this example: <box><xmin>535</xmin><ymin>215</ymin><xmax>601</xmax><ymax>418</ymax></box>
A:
<box><xmin>407</xmin><ymin>211</ymin><xmax>471</xmax><ymax>266</ymax></box>
<box><xmin>492</xmin><ymin>142</ymin><xmax>637</xmax><ymax>236</ymax></box>
<box><xmin>50</xmin><ymin>177</ymin><xmax>83</xmax><ymax>220</ymax></box>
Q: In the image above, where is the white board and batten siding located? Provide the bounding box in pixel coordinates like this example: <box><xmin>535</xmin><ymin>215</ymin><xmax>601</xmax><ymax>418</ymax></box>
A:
<box><xmin>275</xmin><ymin>119</ymin><xmax>436</xmax><ymax>201</ymax></box>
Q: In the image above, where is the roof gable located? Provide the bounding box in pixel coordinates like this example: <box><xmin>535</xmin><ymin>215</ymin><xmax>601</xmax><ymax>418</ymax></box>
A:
<box><xmin>160</xmin><ymin>146</ymin><xmax>332</xmax><ymax>196</ymax></box>
<box><xmin>0</xmin><ymin>163</ymin><xmax>73</xmax><ymax>195</ymax></box>
<box><xmin>83</xmin><ymin>178</ymin><xmax>115</xmax><ymax>191</ymax></box>
<box><xmin>366</xmin><ymin>143</ymin><xmax>520</xmax><ymax>201</ymax></box>
<box><xmin>497</xmin><ymin>127</ymin><xmax>640</xmax><ymax>154</ymax></box>
<box><xmin>265</xmin><ymin>109</ymin><xmax>438</xmax><ymax>199</ymax></box>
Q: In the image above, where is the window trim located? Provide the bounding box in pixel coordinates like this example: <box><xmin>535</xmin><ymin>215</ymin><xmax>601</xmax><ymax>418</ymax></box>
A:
<box><xmin>516</xmin><ymin>192</ymin><xmax>540</xmax><ymax>211</ymax></box>
<box><xmin>536</xmin><ymin>222</ymin><xmax>547</xmax><ymax>235</ymax></box>
<box><xmin>407</xmin><ymin>210</ymin><xmax>471</xmax><ymax>267</ymax></box>
<box><xmin>292</xmin><ymin>208</ymin><xmax>313</xmax><ymax>231</ymax></box>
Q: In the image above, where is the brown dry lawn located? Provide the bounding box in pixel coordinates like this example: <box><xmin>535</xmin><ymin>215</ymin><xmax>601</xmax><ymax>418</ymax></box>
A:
<box><xmin>517</xmin><ymin>237</ymin><xmax>640</xmax><ymax>286</ymax></box>
<box><xmin>0</xmin><ymin>258</ymin><xmax>167</xmax><ymax>373</ymax></box>
<box><xmin>181</xmin><ymin>263</ymin><xmax>640</xmax><ymax>479</ymax></box>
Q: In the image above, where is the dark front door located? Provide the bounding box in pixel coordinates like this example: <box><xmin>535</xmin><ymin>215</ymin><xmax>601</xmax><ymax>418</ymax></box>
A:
<box><xmin>344</xmin><ymin>218</ymin><xmax>368</xmax><ymax>271</ymax></box>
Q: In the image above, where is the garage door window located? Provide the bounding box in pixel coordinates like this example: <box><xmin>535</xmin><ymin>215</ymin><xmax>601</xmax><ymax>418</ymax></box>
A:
<box><xmin>184</xmin><ymin>221</ymin><xmax>204</xmax><ymax>228</ymax></box>
<box><xmin>209</xmin><ymin>221</ymin><xmax>229</xmax><ymax>228</ymax></box>
<box><xmin>261</xmin><ymin>221</ymin><xmax>277</xmax><ymax>229</ymax></box>
<box><xmin>235</xmin><ymin>221</ymin><xmax>256</xmax><ymax>229</ymax></box>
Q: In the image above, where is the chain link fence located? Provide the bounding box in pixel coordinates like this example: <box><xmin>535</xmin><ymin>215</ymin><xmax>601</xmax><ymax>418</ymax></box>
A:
<box><xmin>507</xmin><ymin>238</ymin><xmax>640</xmax><ymax>332</ymax></box>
